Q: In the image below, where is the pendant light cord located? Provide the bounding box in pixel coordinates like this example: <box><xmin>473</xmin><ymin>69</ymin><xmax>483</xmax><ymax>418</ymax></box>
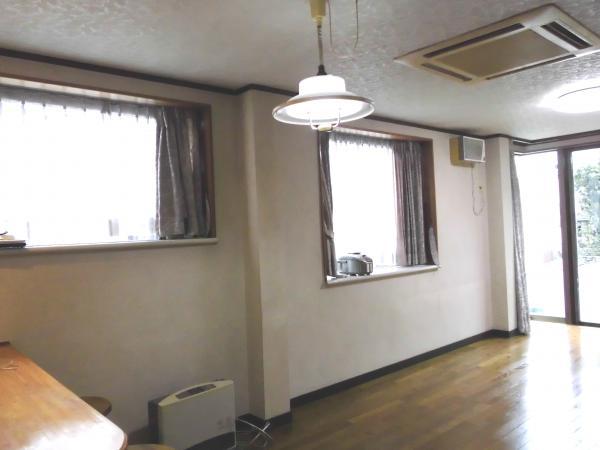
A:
<box><xmin>317</xmin><ymin>23</ymin><xmax>326</xmax><ymax>75</ymax></box>
<box><xmin>327</xmin><ymin>0</ymin><xmax>360</xmax><ymax>57</ymax></box>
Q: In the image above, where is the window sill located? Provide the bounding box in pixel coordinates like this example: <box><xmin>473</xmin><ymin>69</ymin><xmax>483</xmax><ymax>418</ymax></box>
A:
<box><xmin>326</xmin><ymin>264</ymin><xmax>439</xmax><ymax>287</ymax></box>
<box><xmin>0</xmin><ymin>237</ymin><xmax>218</xmax><ymax>256</ymax></box>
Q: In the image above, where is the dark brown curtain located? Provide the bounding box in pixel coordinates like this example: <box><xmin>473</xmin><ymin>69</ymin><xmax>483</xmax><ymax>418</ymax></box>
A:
<box><xmin>156</xmin><ymin>106</ymin><xmax>212</xmax><ymax>239</ymax></box>
<box><xmin>318</xmin><ymin>132</ymin><xmax>337</xmax><ymax>277</ymax></box>
<box><xmin>393</xmin><ymin>141</ymin><xmax>428</xmax><ymax>266</ymax></box>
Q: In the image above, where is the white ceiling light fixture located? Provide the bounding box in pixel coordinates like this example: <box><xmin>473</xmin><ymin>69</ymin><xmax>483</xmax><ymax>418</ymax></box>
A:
<box><xmin>553</xmin><ymin>86</ymin><xmax>600</xmax><ymax>113</ymax></box>
<box><xmin>540</xmin><ymin>79</ymin><xmax>600</xmax><ymax>113</ymax></box>
<box><xmin>272</xmin><ymin>0</ymin><xmax>374</xmax><ymax>132</ymax></box>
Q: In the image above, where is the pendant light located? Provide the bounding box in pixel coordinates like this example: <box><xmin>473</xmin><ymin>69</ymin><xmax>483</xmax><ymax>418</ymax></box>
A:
<box><xmin>272</xmin><ymin>0</ymin><xmax>374</xmax><ymax>132</ymax></box>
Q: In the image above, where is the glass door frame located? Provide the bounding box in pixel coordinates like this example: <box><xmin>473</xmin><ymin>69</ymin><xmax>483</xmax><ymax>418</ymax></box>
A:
<box><xmin>516</xmin><ymin>150</ymin><xmax>567</xmax><ymax>322</ymax></box>
<box><xmin>557</xmin><ymin>145</ymin><xmax>600</xmax><ymax>327</ymax></box>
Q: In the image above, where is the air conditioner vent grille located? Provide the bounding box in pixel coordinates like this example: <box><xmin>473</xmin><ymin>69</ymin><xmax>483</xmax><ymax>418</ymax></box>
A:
<box><xmin>395</xmin><ymin>5</ymin><xmax>600</xmax><ymax>83</ymax></box>
<box><xmin>541</xmin><ymin>21</ymin><xmax>591</xmax><ymax>49</ymax></box>
<box><xmin>421</xmin><ymin>63</ymin><xmax>472</xmax><ymax>81</ymax></box>
<box><xmin>423</xmin><ymin>23</ymin><xmax>525</xmax><ymax>58</ymax></box>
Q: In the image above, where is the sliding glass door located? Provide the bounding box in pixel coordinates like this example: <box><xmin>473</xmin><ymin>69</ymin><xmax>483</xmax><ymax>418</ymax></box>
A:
<box><xmin>516</xmin><ymin>152</ymin><xmax>566</xmax><ymax>319</ymax></box>
<box><xmin>517</xmin><ymin>147</ymin><xmax>600</xmax><ymax>326</ymax></box>
<box><xmin>572</xmin><ymin>148</ymin><xmax>600</xmax><ymax>325</ymax></box>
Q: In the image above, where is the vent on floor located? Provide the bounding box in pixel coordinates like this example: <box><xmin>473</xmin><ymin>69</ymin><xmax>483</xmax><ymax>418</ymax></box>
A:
<box><xmin>395</xmin><ymin>5</ymin><xmax>600</xmax><ymax>83</ymax></box>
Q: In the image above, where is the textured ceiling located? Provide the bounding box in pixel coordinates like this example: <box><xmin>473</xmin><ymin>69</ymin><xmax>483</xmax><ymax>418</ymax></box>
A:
<box><xmin>1</xmin><ymin>0</ymin><xmax>600</xmax><ymax>139</ymax></box>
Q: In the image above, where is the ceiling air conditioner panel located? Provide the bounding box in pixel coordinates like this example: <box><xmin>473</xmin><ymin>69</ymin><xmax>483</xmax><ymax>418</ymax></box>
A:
<box><xmin>423</xmin><ymin>23</ymin><xmax>526</xmax><ymax>58</ymax></box>
<box><xmin>395</xmin><ymin>5</ymin><xmax>600</xmax><ymax>83</ymax></box>
<box><xmin>435</xmin><ymin>29</ymin><xmax>568</xmax><ymax>78</ymax></box>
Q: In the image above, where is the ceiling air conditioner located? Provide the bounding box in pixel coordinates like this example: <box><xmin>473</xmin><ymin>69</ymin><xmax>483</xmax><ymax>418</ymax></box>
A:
<box><xmin>395</xmin><ymin>5</ymin><xmax>600</xmax><ymax>83</ymax></box>
<box><xmin>450</xmin><ymin>136</ymin><xmax>485</xmax><ymax>167</ymax></box>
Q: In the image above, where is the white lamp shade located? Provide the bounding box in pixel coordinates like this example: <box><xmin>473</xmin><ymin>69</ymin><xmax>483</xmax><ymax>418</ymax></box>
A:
<box><xmin>272</xmin><ymin>75</ymin><xmax>374</xmax><ymax>131</ymax></box>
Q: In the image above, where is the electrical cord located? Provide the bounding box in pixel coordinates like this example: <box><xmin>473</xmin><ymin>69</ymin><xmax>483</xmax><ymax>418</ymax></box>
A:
<box><xmin>0</xmin><ymin>359</ymin><xmax>18</xmax><ymax>370</ymax></box>
<box><xmin>227</xmin><ymin>418</ymin><xmax>274</xmax><ymax>449</ymax></box>
<box><xmin>326</xmin><ymin>0</ymin><xmax>360</xmax><ymax>59</ymax></box>
<box><xmin>471</xmin><ymin>165</ymin><xmax>485</xmax><ymax>216</ymax></box>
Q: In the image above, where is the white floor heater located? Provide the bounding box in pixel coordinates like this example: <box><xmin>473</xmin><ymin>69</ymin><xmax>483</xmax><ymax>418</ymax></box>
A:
<box><xmin>149</xmin><ymin>380</ymin><xmax>236</xmax><ymax>450</ymax></box>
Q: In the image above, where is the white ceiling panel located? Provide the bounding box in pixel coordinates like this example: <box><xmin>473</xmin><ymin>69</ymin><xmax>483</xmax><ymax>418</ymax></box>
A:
<box><xmin>0</xmin><ymin>0</ymin><xmax>600</xmax><ymax>139</ymax></box>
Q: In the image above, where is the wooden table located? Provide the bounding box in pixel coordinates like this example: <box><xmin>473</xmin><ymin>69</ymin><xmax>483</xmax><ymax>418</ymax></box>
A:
<box><xmin>0</xmin><ymin>343</ymin><xmax>127</xmax><ymax>450</ymax></box>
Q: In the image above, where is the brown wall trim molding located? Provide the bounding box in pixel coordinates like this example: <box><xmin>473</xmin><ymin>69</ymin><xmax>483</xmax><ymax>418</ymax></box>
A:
<box><xmin>239</xmin><ymin>328</ymin><xmax>522</xmax><ymax>430</ymax></box>
<box><xmin>0</xmin><ymin>47</ymin><xmax>238</xmax><ymax>95</ymax></box>
<box><xmin>2</xmin><ymin>47</ymin><xmax>600</xmax><ymax>145</ymax></box>
<box><xmin>485</xmin><ymin>133</ymin><xmax>529</xmax><ymax>143</ymax></box>
<box><xmin>234</xmin><ymin>83</ymin><xmax>296</xmax><ymax>97</ymax></box>
<box><xmin>368</xmin><ymin>114</ymin><xmax>484</xmax><ymax>139</ymax></box>
<box><xmin>490</xmin><ymin>328</ymin><xmax>522</xmax><ymax>338</ymax></box>
<box><xmin>290</xmin><ymin>328</ymin><xmax>520</xmax><ymax>408</ymax></box>
<box><xmin>511</xmin><ymin>128</ymin><xmax>600</xmax><ymax>146</ymax></box>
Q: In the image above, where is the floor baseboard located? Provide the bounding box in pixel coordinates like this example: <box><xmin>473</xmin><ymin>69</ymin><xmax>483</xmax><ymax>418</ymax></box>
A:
<box><xmin>290</xmin><ymin>328</ymin><xmax>520</xmax><ymax>408</ymax></box>
<box><xmin>239</xmin><ymin>411</ymin><xmax>293</xmax><ymax>429</ymax></box>
<box><xmin>490</xmin><ymin>328</ymin><xmax>522</xmax><ymax>338</ymax></box>
<box><xmin>131</xmin><ymin>329</ymin><xmax>527</xmax><ymax>442</ymax></box>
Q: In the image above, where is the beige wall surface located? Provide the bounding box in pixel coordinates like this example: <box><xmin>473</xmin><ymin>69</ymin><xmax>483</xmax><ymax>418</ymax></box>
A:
<box><xmin>0</xmin><ymin>57</ymin><xmax>249</xmax><ymax>434</ymax></box>
<box><xmin>485</xmin><ymin>137</ymin><xmax>517</xmax><ymax>331</ymax></box>
<box><xmin>241</xmin><ymin>90</ymin><xmax>493</xmax><ymax>399</ymax></box>
<box><xmin>0</xmin><ymin>57</ymin><xmax>500</xmax><ymax>432</ymax></box>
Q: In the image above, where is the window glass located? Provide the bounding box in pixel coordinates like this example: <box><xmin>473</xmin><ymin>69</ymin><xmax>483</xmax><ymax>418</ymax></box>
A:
<box><xmin>329</xmin><ymin>137</ymin><xmax>398</xmax><ymax>266</ymax></box>
<box><xmin>516</xmin><ymin>152</ymin><xmax>565</xmax><ymax>317</ymax></box>
<box><xmin>0</xmin><ymin>98</ymin><xmax>157</xmax><ymax>246</ymax></box>
<box><xmin>572</xmin><ymin>148</ymin><xmax>600</xmax><ymax>324</ymax></box>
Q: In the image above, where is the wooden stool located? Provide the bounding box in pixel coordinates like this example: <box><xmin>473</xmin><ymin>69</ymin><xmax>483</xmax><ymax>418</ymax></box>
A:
<box><xmin>81</xmin><ymin>396</ymin><xmax>112</xmax><ymax>416</ymax></box>
<box><xmin>127</xmin><ymin>445</ymin><xmax>175</xmax><ymax>450</ymax></box>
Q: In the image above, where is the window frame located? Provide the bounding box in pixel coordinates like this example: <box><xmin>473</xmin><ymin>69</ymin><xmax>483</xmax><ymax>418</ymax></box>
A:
<box><xmin>516</xmin><ymin>141</ymin><xmax>600</xmax><ymax>327</ymax></box>
<box><xmin>318</xmin><ymin>126</ymin><xmax>439</xmax><ymax>286</ymax></box>
<box><xmin>0</xmin><ymin>76</ymin><xmax>216</xmax><ymax>252</ymax></box>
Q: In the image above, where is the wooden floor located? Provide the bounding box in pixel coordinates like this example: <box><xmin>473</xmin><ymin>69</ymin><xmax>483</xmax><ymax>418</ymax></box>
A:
<box><xmin>271</xmin><ymin>322</ymin><xmax>600</xmax><ymax>450</ymax></box>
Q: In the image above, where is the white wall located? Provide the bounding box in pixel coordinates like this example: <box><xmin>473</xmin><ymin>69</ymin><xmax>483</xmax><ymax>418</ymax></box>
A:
<box><xmin>240</xmin><ymin>90</ymin><xmax>493</xmax><ymax>399</ymax></box>
<box><xmin>0</xmin><ymin>57</ymin><xmax>501</xmax><ymax>431</ymax></box>
<box><xmin>485</xmin><ymin>137</ymin><xmax>517</xmax><ymax>332</ymax></box>
<box><xmin>0</xmin><ymin>57</ymin><xmax>249</xmax><ymax>435</ymax></box>
<box><xmin>240</xmin><ymin>90</ymin><xmax>291</xmax><ymax>419</ymax></box>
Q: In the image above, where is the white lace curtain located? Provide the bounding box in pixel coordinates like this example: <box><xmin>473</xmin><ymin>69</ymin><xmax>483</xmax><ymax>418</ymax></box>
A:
<box><xmin>327</xmin><ymin>131</ymin><xmax>431</xmax><ymax>269</ymax></box>
<box><xmin>0</xmin><ymin>88</ymin><xmax>157</xmax><ymax>245</ymax></box>
<box><xmin>0</xmin><ymin>85</ymin><xmax>211</xmax><ymax>245</ymax></box>
<box><xmin>329</xmin><ymin>132</ymin><xmax>399</xmax><ymax>266</ymax></box>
